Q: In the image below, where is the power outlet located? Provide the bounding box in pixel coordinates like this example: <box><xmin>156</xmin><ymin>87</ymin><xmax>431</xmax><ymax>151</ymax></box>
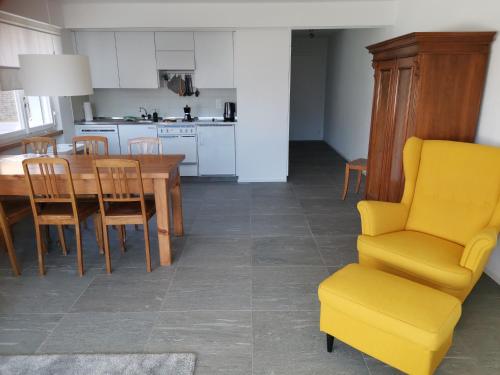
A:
<box><xmin>215</xmin><ymin>99</ymin><xmax>222</xmax><ymax>109</ymax></box>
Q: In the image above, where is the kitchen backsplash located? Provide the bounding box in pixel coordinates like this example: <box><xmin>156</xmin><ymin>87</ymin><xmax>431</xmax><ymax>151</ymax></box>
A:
<box><xmin>88</xmin><ymin>88</ymin><xmax>237</xmax><ymax>119</ymax></box>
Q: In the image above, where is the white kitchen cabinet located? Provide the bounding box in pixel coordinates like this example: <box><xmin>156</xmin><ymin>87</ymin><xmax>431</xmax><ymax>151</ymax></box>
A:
<box><xmin>155</xmin><ymin>32</ymin><xmax>194</xmax><ymax>51</ymax></box>
<box><xmin>115</xmin><ymin>32</ymin><xmax>158</xmax><ymax>89</ymax></box>
<box><xmin>197</xmin><ymin>125</ymin><xmax>236</xmax><ymax>175</ymax></box>
<box><xmin>118</xmin><ymin>124</ymin><xmax>158</xmax><ymax>154</ymax></box>
<box><xmin>194</xmin><ymin>32</ymin><xmax>234</xmax><ymax>88</ymax></box>
<box><xmin>75</xmin><ymin>31</ymin><xmax>120</xmax><ymax>88</ymax></box>
<box><xmin>156</xmin><ymin>51</ymin><xmax>195</xmax><ymax>70</ymax></box>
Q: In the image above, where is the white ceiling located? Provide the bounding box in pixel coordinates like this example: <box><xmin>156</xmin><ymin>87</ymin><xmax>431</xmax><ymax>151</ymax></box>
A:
<box><xmin>61</xmin><ymin>0</ymin><xmax>378</xmax><ymax>3</ymax></box>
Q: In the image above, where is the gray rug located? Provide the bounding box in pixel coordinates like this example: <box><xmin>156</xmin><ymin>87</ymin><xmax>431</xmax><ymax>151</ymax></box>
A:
<box><xmin>0</xmin><ymin>353</ymin><xmax>196</xmax><ymax>375</ymax></box>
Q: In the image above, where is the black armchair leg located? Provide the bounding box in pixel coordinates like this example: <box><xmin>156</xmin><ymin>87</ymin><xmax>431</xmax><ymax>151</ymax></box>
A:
<box><xmin>326</xmin><ymin>334</ymin><xmax>334</xmax><ymax>352</ymax></box>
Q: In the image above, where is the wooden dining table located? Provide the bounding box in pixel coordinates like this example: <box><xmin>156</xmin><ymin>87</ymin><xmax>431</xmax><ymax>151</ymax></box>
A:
<box><xmin>0</xmin><ymin>153</ymin><xmax>185</xmax><ymax>266</ymax></box>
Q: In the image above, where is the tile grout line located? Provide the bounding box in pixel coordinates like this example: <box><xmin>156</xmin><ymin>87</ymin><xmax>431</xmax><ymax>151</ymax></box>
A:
<box><xmin>34</xmin><ymin>271</ymin><xmax>98</xmax><ymax>354</ymax></box>
<box><xmin>143</xmin><ymin>264</ymin><xmax>179</xmax><ymax>352</ymax></box>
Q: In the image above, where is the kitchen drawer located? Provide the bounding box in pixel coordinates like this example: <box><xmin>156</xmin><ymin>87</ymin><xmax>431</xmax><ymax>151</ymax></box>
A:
<box><xmin>156</xmin><ymin>50</ymin><xmax>195</xmax><ymax>70</ymax></box>
<box><xmin>155</xmin><ymin>32</ymin><xmax>194</xmax><ymax>51</ymax></box>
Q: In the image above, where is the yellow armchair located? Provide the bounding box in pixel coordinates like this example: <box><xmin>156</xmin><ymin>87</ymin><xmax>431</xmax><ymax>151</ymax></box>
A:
<box><xmin>358</xmin><ymin>137</ymin><xmax>500</xmax><ymax>301</ymax></box>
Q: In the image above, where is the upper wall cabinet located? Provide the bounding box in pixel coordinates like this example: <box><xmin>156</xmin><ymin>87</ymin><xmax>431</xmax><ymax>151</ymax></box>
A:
<box><xmin>75</xmin><ymin>31</ymin><xmax>120</xmax><ymax>88</ymax></box>
<box><xmin>155</xmin><ymin>32</ymin><xmax>194</xmax><ymax>50</ymax></box>
<box><xmin>194</xmin><ymin>32</ymin><xmax>234</xmax><ymax>88</ymax></box>
<box><xmin>115</xmin><ymin>32</ymin><xmax>158</xmax><ymax>89</ymax></box>
<box><xmin>155</xmin><ymin>32</ymin><xmax>196</xmax><ymax>70</ymax></box>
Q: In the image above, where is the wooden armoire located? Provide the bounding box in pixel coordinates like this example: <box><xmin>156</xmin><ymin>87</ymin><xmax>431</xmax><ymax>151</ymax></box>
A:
<box><xmin>365</xmin><ymin>32</ymin><xmax>496</xmax><ymax>202</ymax></box>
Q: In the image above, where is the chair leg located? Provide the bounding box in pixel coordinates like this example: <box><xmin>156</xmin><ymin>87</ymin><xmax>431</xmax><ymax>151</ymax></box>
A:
<box><xmin>341</xmin><ymin>163</ymin><xmax>350</xmax><ymax>200</ymax></box>
<box><xmin>326</xmin><ymin>334</ymin><xmax>334</xmax><ymax>353</ymax></box>
<box><xmin>93</xmin><ymin>214</ymin><xmax>104</xmax><ymax>255</ymax></box>
<box><xmin>44</xmin><ymin>225</ymin><xmax>51</xmax><ymax>243</ymax></box>
<box><xmin>0</xmin><ymin>223</ymin><xmax>20</xmax><ymax>276</ymax></box>
<box><xmin>143</xmin><ymin>221</ymin><xmax>152</xmax><ymax>273</ymax></box>
<box><xmin>57</xmin><ymin>225</ymin><xmax>68</xmax><ymax>255</ymax></box>
<box><xmin>102</xmin><ymin>225</ymin><xmax>112</xmax><ymax>274</ymax></box>
<box><xmin>355</xmin><ymin>170</ymin><xmax>362</xmax><ymax>194</ymax></box>
<box><xmin>118</xmin><ymin>225</ymin><xmax>126</xmax><ymax>253</ymax></box>
<box><xmin>34</xmin><ymin>225</ymin><xmax>45</xmax><ymax>276</ymax></box>
<box><xmin>75</xmin><ymin>223</ymin><xmax>84</xmax><ymax>277</ymax></box>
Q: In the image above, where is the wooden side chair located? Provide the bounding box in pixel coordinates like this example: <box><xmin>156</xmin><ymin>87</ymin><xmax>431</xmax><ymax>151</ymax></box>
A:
<box><xmin>22</xmin><ymin>137</ymin><xmax>57</xmax><ymax>155</ymax></box>
<box><xmin>128</xmin><ymin>137</ymin><xmax>163</xmax><ymax>155</ymax></box>
<box><xmin>93</xmin><ymin>159</ymin><xmax>156</xmax><ymax>273</ymax></box>
<box><xmin>341</xmin><ymin>158</ymin><xmax>367</xmax><ymax>200</ymax></box>
<box><xmin>72</xmin><ymin>135</ymin><xmax>111</xmax><ymax>233</ymax></box>
<box><xmin>72</xmin><ymin>135</ymin><xmax>109</xmax><ymax>156</ymax></box>
<box><xmin>22</xmin><ymin>137</ymin><xmax>68</xmax><ymax>251</ymax></box>
<box><xmin>22</xmin><ymin>157</ymin><xmax>103</xmax><ymax>276</ymax></box>
<box><xmin>128</xmin><ymin>137</ymin><xmax>162</xmax><ymax>231</ymax></box>
<box><xmin>0</xmin><ymin>199</ymin><xmax>32</xmax><ymax>275</ymax></box>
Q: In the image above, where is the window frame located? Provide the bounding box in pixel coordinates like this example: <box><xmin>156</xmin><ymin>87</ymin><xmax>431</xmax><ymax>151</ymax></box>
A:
<box><xmin>0</xmin><ymin>90</ymin><xmax>57</xmax><ymax>145</ymax></box>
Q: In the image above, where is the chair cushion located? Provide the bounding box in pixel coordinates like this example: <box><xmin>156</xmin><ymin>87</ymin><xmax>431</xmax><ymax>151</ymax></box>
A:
<box><xmin>318</xmin><ymin>264</ymin><xmax>461</xmax><ymax>350</ymax></box>
<box><xmin>358</xmin><ymin>231</ymin><xmax>471</xmax><ymax>289</ymax></box>
<box><xmin>406</xmin><ymin>140</ymin><xmax>500</xmax><ymax>245</ymax></box>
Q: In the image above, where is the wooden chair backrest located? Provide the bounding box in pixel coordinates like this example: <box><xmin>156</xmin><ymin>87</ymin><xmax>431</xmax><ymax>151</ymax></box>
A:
<box><xmin>22</xmin><ymin>157</ymin><xmax>78</xmax><ymax>216</ymax></box>
<box><xmin>93</xmin><ymin>159</ymin><xmax>146</xmax><ymax>215</ymax></box>
<box><xmin>128</xmin><ymin>137</ymin><xmax>163</xmax><ymax>155</ymax></box>
<box><xmin>22</xmin><ymin>137</ymin><xmax>57</xmax><ymax>155</ymax></box>
<box><xmin>72</xmin><ymin>136</ymin><xmax>109</xmax><ymax>155</ymax></box>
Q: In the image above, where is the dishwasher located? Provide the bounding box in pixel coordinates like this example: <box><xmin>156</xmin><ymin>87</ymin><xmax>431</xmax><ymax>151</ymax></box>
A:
<box><xmin>74</xmin><ymin>124</ymin><xmax>121</xmax><ymax>154</ymax></box>
<box><xmin>158</xmin><ymin>124</ymin><xmax>198</xmax><ymax>176</ymax></box>
<box><xmin>197</xmin><ymin>123</ymin><xmax>236</xmax><ymax>176</ymax></box>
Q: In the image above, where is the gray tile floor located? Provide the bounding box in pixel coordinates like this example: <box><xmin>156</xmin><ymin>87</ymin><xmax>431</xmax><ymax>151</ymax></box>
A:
<box><xmin>0</xmin><ymin>141</ymin><xmax>499</xmax><ymax>374</ymax></box>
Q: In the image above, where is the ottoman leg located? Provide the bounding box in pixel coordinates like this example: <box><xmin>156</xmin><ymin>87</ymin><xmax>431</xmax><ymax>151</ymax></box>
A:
<box><xmin>326</xmin><ymin>334</ymin><xmax>335</xmax><ymax>353</ymax></box>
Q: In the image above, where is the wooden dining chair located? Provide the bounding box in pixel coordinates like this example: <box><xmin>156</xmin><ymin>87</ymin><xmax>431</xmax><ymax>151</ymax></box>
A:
<box><xmin>128</xmin><ymin>137</ymin><xmax>163</xmax><ymax>155</ymax></box>
<box><xmin>93</xmin><ymin>159</ymin><xmax>156</xmax><ymax>273</ymax></box>
<box><xmin>0</xmin><ymin>199</ymin><xmax>32</xmax><ymax>275</ymax></box>
<box><xmin>72</xmin><ymin>135</ymin><xmax>111</xmax><ymax>233</ymax></box>
<box><xmin>72</xmin><ymin>136</ymin><xmax>109</xmax><ymax>156</ymax></box>
<box><xmin>22</xmin><ymin>137</ymin><xmax>57</xmax><ymax>155</ymax></box>
<box><xmin>22</xmin><ymin>157</ymin><xmax>103</xmax><ymax>276</ymax></box>
<box><xmin>127</xmin><ymin>137</ymin><xmax>162</xmax><ymax>231</ymax></box>
<box><xmin>21</xmin><ymin>137</ymin><xmax>69</xmax><ymax>251</ymax></box>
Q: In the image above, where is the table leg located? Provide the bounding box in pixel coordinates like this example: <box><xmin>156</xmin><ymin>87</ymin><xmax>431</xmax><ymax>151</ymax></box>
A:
<box><xmin>154</xmin><ymin>178</ymin><xmax>172</xmax><ymax>266</ymax></box>
<box><xmin>171</xmin><ymin>169</ymin><xmax>184</xmax><ymax>236</ymax></box>
<box><xmin>342</xmin><ymin>163</ymin><xmax>350</xmax><ymax>200</ymax></box>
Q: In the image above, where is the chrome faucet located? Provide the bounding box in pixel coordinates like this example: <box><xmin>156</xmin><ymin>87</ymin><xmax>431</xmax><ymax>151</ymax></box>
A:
<box><xmin>139</xmin><ymin>107</ymin><xmax>149</xmax><ymax>119</ymax></box>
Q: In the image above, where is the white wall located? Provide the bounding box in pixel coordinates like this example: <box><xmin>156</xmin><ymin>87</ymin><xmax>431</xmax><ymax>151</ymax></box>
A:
<box><xmin>235</xmin><ymin>29</ymin><xmax>291</xmax><ymax>182</ymax></box>
<box><xmin>61</xmin><ymin>1</ymin><xmax>397</xmax><ymax>29</ymax></box>
<box><xmin>323</xmin><ymin>0</ymin><xmax>500</xmax><ymax>282</ymax></box>
<box><xmin>289</xmin><ymin>36</ymin><xmax>328</xmax><ymax>141</ymax></box>
<box><xmin>89</xmin><ymin>88</ymin><xmax>236</xmax><ymax>119</ymax></box>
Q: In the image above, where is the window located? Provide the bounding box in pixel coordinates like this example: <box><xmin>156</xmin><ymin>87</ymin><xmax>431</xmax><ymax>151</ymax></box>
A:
<box><xmin>0</xmin><ymin>89</ymin><xmax>55</xmax><ymax>139</ymax></box>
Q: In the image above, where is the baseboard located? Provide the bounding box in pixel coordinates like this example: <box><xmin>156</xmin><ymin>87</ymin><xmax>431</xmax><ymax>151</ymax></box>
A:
<box><xmin>485</xmin><ymin>268</ymin><xmax>500</xmax><ymax>284</ymax></box>
<box><xmin>238</xmin><ymin>176</ymin><xmax>287</xmax><ymax>183</ymax></box>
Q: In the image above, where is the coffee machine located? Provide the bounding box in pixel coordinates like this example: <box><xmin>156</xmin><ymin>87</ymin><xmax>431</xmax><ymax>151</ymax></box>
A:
<box><xmin>183</xmin><ymin>105</ymin><xmax>192</xmax><ymax>122</ymax></box>
<box><xmin>223</xmin><ymin>102</ymin><xmax>236</xmax><ymax>122</ymax></box>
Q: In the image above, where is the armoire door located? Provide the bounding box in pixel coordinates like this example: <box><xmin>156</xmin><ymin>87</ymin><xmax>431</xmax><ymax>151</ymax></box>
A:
<box><xmin>384</xmin><ymin>56</ymin><xmax>418</xmax><ymax>202</ymax></box>
<box><xmin>366</xmin><ymin>60</ymin><xmax>396</xmax><ymax>200</ymax></box>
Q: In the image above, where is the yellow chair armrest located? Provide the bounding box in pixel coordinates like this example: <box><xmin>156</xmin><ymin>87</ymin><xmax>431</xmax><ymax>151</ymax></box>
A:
<box><xmin>460</xmin><ymin>227</ymin><xmax>499</xmax><ymax>270</ymax></box>
<box><xmin>357</xmin><ymin>201</ymin><xmax>409</xmax><ymax>236</ymax></box>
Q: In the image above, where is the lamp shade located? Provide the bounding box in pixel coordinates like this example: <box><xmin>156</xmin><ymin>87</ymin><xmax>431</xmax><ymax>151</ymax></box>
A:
<box><xmin>19</xmin><ymin>54</ymin><xmax>93</xmax><ymax>96</ymax></box>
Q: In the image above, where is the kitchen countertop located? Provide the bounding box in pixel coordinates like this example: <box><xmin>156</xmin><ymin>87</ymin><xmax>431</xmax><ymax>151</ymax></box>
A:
<box><xmin>75</xmin><ymin>117</ymin><xmax>237</xmax><ymax>126</ymax></box>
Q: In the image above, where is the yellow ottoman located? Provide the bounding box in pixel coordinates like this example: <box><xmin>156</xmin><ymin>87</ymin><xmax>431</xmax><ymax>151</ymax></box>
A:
<box><xmin>318</xmin><ymin>264</ymin><xmax>461</xmax><ymax>375</ymax></box>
